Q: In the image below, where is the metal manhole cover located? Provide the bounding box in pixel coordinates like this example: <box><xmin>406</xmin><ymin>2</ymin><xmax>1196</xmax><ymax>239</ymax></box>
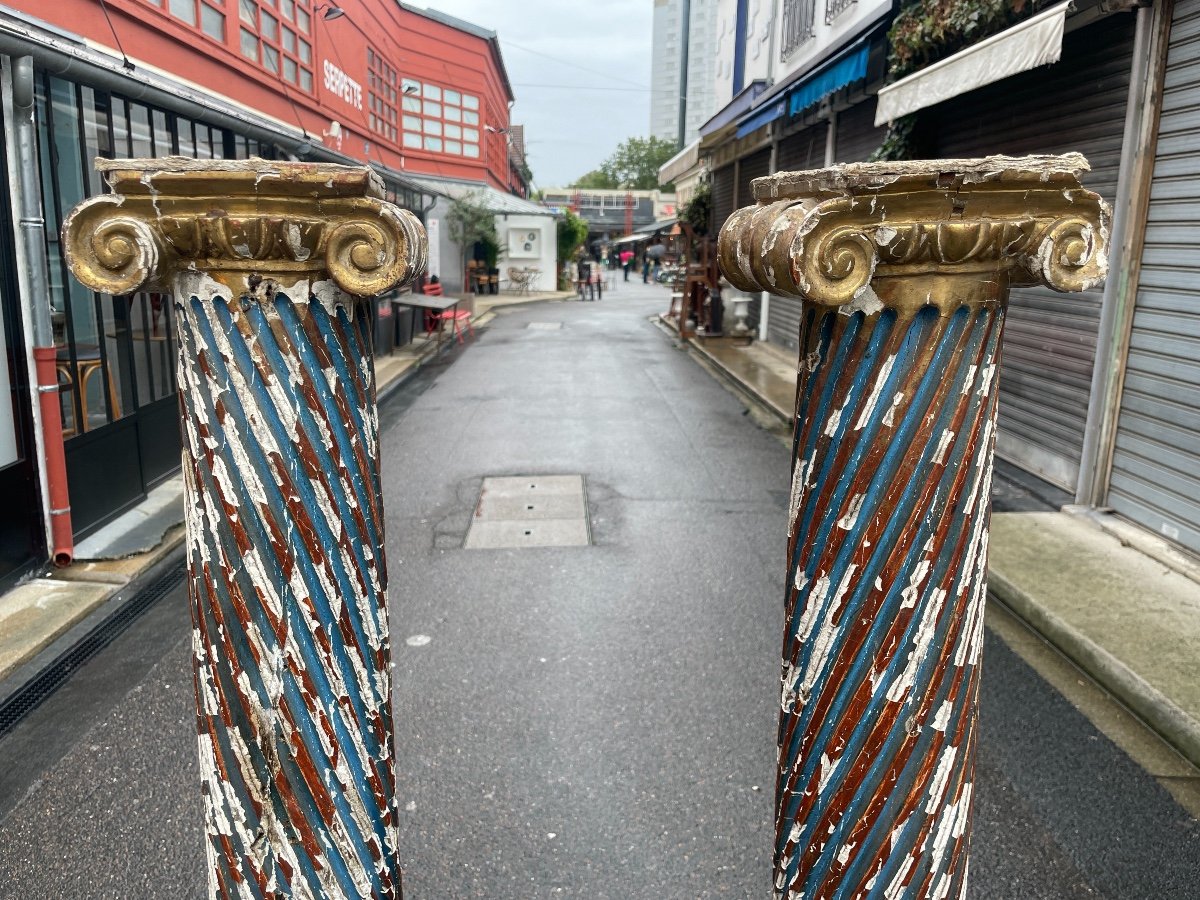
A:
<box><xmin>464</xmin><ymin>476</ymin><xmax>590</xmax><ymax>549</ymax></box>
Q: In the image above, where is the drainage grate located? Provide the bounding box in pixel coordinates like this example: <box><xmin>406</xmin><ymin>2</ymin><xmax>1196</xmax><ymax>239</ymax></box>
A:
<box><xmin>464</xmin><ymin>476</ymin><xmax>590</xmax><ymax>549</ymax></box>
<box><xmin>0</xmin><ymin>562</ymin><xmax>186</xmax><ymax>737</ymax></box>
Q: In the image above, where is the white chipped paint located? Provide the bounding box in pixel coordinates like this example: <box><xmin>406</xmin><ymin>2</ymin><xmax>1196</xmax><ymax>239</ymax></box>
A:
<box><xmin>855</xmin><ymin>355</ymin><xmax>897</xmax><ymax>430</ymax></box>
<box><xmin>838</xmin><ymin>494</ymin><xmax>865</xmax><ymax>531</ymax></box>
<box><xmin>788</xmin><ymin>460</ymin><xmax>808</xmax><ymax>538</ymax></box>
<box><xmin>925</xmin><ymin>744</ymin><xmax>959</xmax><ymax>815</ymax></box>
<box><xmin>887</xmin><ymin>586</ymin><xmax>946</xmax><ymax>704</ymax></box>
<box><xmin>961</xmin><ymin>365</ymin><xmax>977</xmax><ymax>395</ymax></box>
<box><xmin>932</xmin><ymin>700</ymin><xmax>953</xmax><ymax>732</ymax></box>
<box><xmin>841</xmin><ymin>284</ymin><xmax>885</xmax><ymax>317</ymax></box>
<box><xmin>881</xmin><ymin>391</ymin><xmax>904</xmax><ymax>428</ymax></box>
<box><xmin>824</xmin><ymin>404</ymin><xmax>844</xmax><ymax>438</ymax></box>
<box><xmin>818</xmin><ymin>752</ymin><xmax>840</xmax><ymax>794</ymax></box>
<box><xmin>875</xmin><ymin>225</ymin><xmax>898</xmax><ymax>246</ymax></box>
<box><xmin>286</xmin><ymin>222</ymin><xmax>313</xmax><ymax>261</ymax></box>
<box><xmin>932</xmin><ymin>429</ymin><xmax>956</xmax><ymax>466</ymax></box>
<box><xmin>977</xmin><ymin>363</ymin><xmax>996</xmax><ymax>399</ymax></box>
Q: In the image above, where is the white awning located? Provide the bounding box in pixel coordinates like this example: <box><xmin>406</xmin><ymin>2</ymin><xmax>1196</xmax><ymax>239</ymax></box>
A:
<box><xmin>875</xmin><ymin>1</ymin><xmax>1070</xmax><ymax>126</ymax></box>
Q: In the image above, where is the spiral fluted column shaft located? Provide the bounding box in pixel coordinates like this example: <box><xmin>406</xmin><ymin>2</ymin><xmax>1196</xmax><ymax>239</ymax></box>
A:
<box><xmin>718</xmin><ymin>155</ymin><xmax>1109</xmax><ymax>899</ymax></box>
<box><xmin>63</xmin><ymin>159</ymin><xmax>426</xmax><ymax>899</ymax></box>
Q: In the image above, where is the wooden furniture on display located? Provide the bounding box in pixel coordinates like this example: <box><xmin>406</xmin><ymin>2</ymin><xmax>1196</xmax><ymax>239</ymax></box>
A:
<box><xmin>56</xmin><ymin>344</ymin><xmax>120</xmax><ymax>436</ymax></box>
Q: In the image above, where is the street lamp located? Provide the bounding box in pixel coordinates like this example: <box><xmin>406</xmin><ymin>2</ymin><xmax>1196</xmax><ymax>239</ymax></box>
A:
<box><xmin>315</xmin><ymin>3</ymin><xmax>345</xmax><ymax>19</ymax></box>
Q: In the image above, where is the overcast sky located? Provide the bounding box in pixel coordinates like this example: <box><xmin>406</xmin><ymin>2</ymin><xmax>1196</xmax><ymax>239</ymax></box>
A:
<box><xmin>418</xmin><ymin>0</ymin><xmax>655</xmax><ymax>189</ymax></box>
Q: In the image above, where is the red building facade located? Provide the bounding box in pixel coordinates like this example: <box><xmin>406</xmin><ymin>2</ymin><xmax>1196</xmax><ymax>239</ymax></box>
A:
<box><xmin>7</xmin><ymin>0</ymin><xmax>519</xmax><ymax>190</ymax></box>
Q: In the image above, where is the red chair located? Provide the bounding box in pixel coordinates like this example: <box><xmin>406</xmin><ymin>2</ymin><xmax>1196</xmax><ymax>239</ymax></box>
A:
<box><xmin>422</xmin><ymin>281</ymin><xmax>474</xmax><ymax>344</ymax></box>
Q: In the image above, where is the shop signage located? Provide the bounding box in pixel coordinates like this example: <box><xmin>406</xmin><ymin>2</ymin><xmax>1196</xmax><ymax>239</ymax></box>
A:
<box><xmin>322</xmin><ymin>59</ymin><xmax>363</xmax><ymax>111</ymax></box>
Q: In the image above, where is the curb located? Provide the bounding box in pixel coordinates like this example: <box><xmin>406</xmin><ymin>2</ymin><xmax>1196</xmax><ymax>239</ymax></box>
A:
<box><xmin>988</xmin><ymin>568</ymin><xmax>1200</xmax><ymax>769</ymax></box>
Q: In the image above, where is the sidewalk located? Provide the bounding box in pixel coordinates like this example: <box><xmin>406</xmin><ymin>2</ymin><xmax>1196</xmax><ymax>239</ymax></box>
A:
<box><xmin>683</xmin><ymin>328</ymin><xmax>1200</xmax><ymax>769</ymax></box>
<box><xmin>0</xmin><ymin>302</ymin><xmax>495</xmax><ymax>704</ymax></box>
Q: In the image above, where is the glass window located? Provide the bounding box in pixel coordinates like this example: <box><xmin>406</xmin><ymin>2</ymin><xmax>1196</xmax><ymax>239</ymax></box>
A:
<box><xmin>298</xmin><ymin>38</ymin><xmax>311</xmax><ymax>63</ymax></box>
<box><xmin>261</xmin><ymin>11</ymin><xmax>278</xmax><ymax>40</ymax></box>
<box><xmin>463</xmin><ymin>110</ymin><xmax>479</xmax><ymax>125</ymax></box>
<box><xmin>201</xmin><ymin>4</ymin><xmax>225</xmax><ymax>40</ymax></box>
<box><xmin>177</xmin><ymin>119</ymin><xmax>196</xmax><ymax>157</ymax></box>
<box><xmin>240</xmin><ymin>28</ymin><xmax>258</xmax><ymax>60</ymax></box>
<box><xmin>153</xmin><ymin>109</ymin><xmax>173</xmax><ymax>155</ymax></box>
<box><xmin>299</xmin><ymin>68</ymin><xmax>312</xmax><ymax>91</ymax></box>
<box><xmin>463</xmin><ymin>127</ymin><xmax>478</xmax><ymax>143</ymax></box>
<box><xmin>423</xmin><ymin>101</ymin><xmax>441</xmax><ymax>117</ymax></box>
<box><xmin>169</xmin><ymin>0</ymin><xmax>197</xmax><ymax>25</ymax></box>
<box><xmin>464</xmin><ymin>143</ymin><xmax>479</xmax><ymax>158</ymax></box>
<box><xmin>282</xmin><ymin>26</ymin><xmax>295</xmax><ymax>52</ymax></box>
<box><xmin>195</xmin><ymin>124</ymin><xmax>213</xmax><ymax>159</ymax></box>
<box><xmin>403</xmin><ymin>132</ymin><xmax>421</xmax><ymax>148</ymax></box>
<box><xmin>444</xmin><ymin>106</ymin><xmax>460</xmax><ymax>123</ymax></box>
<box><xmin>263</xmin><ymin>45</ymin><xmax>279</xmax><ymax>73</ymax></box>
<box><xmin>463</xmin><ymin>94</ymin><xmax>479</xmax><ymax>110</ymax></box>
<box><xmin>284</xmin><ymin>57</ymin><xmax>297</xmax><ymax>82</ymax></box>
<box><xmin>402</xmin><ymin>114</ymin><xmax>420</xmax><ymax>130</ymax></box>
<box><xmin>423</xmin><ymin>83</ymin><xmax>441</xmax><ymax>100</ymax></box>
<box><xmin>445</xmin><ymin>140</ymin><xmax>461</xmax><ymax>155</ymax></box>
<box><xmin>422</xmin><ymin>135</ymin><xmax>442</xmax><ymax>152</ymax></box>
<box><xmin>296</xmin><ymin>7</ymin><xmax>309</xmax><ymax>31</ymax></box>
<box><xmin>444</xmin><ymin>89</ymin><xmax>460</xmax><ymax>106</ymax></box>
<box><xmin>445</xmin><ymin>123</ymin><xmax>461</xmax><ymax>139</ymax></box>
<box><xmin>423</xmin><ymin>119</ymin><xmax>441</xmax><ymax>135</ymax></box>
<box><xmin>129</xmin><ymin>103</ymin><xmax>153</xmax><ymax>157</ymax></box>
<box><xmin>239</xmin><ymin>0</ymin><xmax>256</xmax><ymax>24</ymax></box>
<box><xmin>402</xmin><ymin>95</ymin><xmax>421</xmax><ymax>112</ymax></box>
<box><xmin>281</xmin><ymin>0</ymin><xmax>294</xmax><ymax>19</ymax></box>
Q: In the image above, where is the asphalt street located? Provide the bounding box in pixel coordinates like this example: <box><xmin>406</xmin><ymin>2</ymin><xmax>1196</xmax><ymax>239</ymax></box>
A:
<box><xmin>0</xmin><ymin>281</ymin><xmax>1196</xmax><ymax>898</ymax></box>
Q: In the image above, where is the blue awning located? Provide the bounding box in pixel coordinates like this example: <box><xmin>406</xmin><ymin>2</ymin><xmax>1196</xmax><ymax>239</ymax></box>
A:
<box><xmin>735</xmin><ymin>98</ymin><xmax>787</xmax><ymax>139</ymax></box>
<box><xmin>702</xmin><ymin>79</ymin><xmax>769</xmax><ymax>137</ymax></box>
<box><xmin>788</xmin><ymin>43</ymin><xmax>870</xmax><ymax>116</ymax></box>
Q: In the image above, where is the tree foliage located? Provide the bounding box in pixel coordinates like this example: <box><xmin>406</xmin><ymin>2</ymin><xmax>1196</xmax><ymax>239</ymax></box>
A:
<box><xmin>570</xmin><ymin>136</ymin><xmax>681</xmax><ymax>191</ymax></box>
<box><xmin>446</xmin><ymin>191</ymin><xmax>496</xmax><ymax>257</ymax></box>
<box><xmin>888</xmin><ymin>0</ymin><xmax>1040</xmax><ymax>78</ymax></box>
<box><xmin>680</xmin><ymin>180</ymin><xmax>712</xmax><ymax>237</ymax></box>
<box><xmin>556</xmin><ymin>209</ymin><xmax>588</xmax><ymax>264</ymax></box>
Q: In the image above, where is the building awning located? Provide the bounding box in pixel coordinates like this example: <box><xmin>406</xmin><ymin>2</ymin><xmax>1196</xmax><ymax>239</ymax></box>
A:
<box><xmin>788</xmin><ymin>43</ymin><xmax>870</xmax><ymax>116</ymax></box>
<box><xmin>612</xmin><ymin>219</ymin><xmax>676</xmax><ymax>244</ymax></box>
<box><xmin>734</xmin><ymin>40</ymin><xmax>871</xmax><ymax>139</ymax></box>
<box><xmin>735</xmin><ymin>98</ymin><xmax>787</xmax><ymax>139</ymax></box>
<box><xmin>403</xmin><ymin>174</ymin><xmax>556</xmax><ymax>217</ymax></box>
<box><xmin>701</xmin><ymin>79</ymin><xmax>769</xmax><ymax>137</ymax></box>
<box><xmin>875</xmin><ymin>0</ymin><xmax>1070</xmax><ymax>126</ymax></box>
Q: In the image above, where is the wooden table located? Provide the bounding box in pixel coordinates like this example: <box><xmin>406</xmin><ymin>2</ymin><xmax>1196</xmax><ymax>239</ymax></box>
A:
<box><xmin>393</xmin><ymin>293</ymin><xmax>466</xmax><ymax>348</ymax></box>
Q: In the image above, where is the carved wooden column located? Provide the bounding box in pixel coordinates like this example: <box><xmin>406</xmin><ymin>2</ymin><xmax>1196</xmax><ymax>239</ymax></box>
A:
<box><xmin>718</xmin><ymin>155</ymin><xmax>1108</xmax><ymax>899</ymax></box>
<box><xmin>63</xmin><ymin>159</ymin><xmax>426</xmax><ymax>898</ymax></box>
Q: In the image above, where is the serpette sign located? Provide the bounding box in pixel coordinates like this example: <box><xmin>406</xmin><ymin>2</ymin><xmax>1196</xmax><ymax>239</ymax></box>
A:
<box><xmin>322</xmin><ymin>60</ymin><xmax>363</xmax><ymax>111</ymax></box>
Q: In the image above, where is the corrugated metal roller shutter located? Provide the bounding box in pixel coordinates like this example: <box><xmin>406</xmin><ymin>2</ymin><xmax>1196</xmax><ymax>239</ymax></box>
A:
<box><xmin>712</xmin><ymin>164</ymin><xmax>736</xmax><ymax>235</ymax></box>
<box><xmin>1108</xmin><ymin>0</ymin><xmax>1200</xmax><ymax>554</ymax></box>
<box><xmin>738</xmin><ymin>149</ymin><xmax>772</xmax><ymax>332</ymax></box>
<box><xmin>835</xmin><ymin>98</ymin><xmax>884</xmax><ymax>163</ymax></box>
<box><xmin>928</xmin><ymin>13</ymin><xmax>1134</xmax><ymax>490</ymax></box>
<box><xmin>778</xmin><ymin>121</ymin><xmax>828</xmax><ymax>173</ymax></box>
<box><xmin>771</xmin><ymin>125</ymin><xmax>827</xmax><ymax>350</ymax></box>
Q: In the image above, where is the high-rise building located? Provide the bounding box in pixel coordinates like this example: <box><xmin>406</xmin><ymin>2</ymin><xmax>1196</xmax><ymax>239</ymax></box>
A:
<box><xmin>650</xmin><ymin>0</ymin><xmax>719</xmax><ymax>148</ymax></box>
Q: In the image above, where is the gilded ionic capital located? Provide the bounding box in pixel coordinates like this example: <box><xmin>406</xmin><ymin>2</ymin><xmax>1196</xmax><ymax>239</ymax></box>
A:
<box><xmin>62</xmin><ymin>157</ymin><xmax>427</xmax><ymax>299</ymax></box>
<box><xmin>717</xmin><ymin>153</ymin><xmax>1109</xmax><ymax>313</ymax></box>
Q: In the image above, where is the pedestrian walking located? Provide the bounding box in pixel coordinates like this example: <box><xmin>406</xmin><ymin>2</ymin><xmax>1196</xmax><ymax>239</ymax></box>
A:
<box><xmin>642</xmin><ymin>251</ymin><xmax>650</xmax><ymax>283</ymax></box>
<box><xmin>620</xmin><ymin>248</ymin><xmax>633</xmax><ymax>281</ymax></box>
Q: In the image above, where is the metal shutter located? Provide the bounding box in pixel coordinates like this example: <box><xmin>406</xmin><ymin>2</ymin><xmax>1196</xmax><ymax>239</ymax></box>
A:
<box><xmin>1108</xmin><ymin>0</ymin><xmax>1200</xmax><ymax>554</ymax></box>
<box><xmin>928</xmin><ymin>13</ymin><xmax>1134</xmax><ymax>490</ymax></box>
<box><xmin>737</xmin><ymin>149</ymin><xmax>773</xmax><ymax>332</ymax></box>
<box><xmin>778</xmin><ymin>121</ymin><xmax>828</xmax><ymax>173</ymax></box>
<box><xmin>771</xmin><ymin>126</ymin><xmax>828</xmax><ymax>350</ymax></box>
<box><xmin>712</xmin><ymin>164</ymin><xmax>736</xmax><ymax>235</ymax></box>
<box><xmin>835</xmin><ymin>98</ymin><xmax>884</xmax><ymax>163</ymax></box>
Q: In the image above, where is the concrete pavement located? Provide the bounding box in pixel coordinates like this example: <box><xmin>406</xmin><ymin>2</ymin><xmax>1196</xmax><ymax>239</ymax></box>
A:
<box><xmin>687</xmin><ymin>318</ymin><xmax>1200</xmax><ymax>777</ymax></box>
<box><xmin>0</xmin><ymin>281</ymin><xmax>1196</xmax><ymax>897</ymax></box>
